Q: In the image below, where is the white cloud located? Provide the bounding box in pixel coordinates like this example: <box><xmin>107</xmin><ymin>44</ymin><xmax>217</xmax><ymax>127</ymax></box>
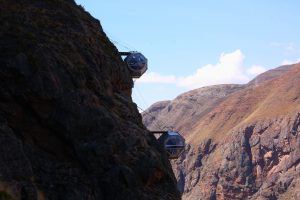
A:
<box><xmin>286</xmin><ymin>44</ymin><xmax>295</xmax><ymax>51</ymax></box>
<box><xmin>271</xmin><ymin>42</ymin><xmax>296</xmax><ymax>52</ymax></box>
<box><xmin>177</xmin><ymin>50</ymin><xmax>249</xmax><ymax>89</ymax></box>
<box><xmin>281</xmin><ymin>58</ymin><xmax>300</xmax><ymax>65</ymax></box>
<box><xmin>247</xmin><ymin>65</ymin><xmax>267</xmax><ymax>76</ymax></box>
<box><xmin>137</xmin><ymin>49</ymin><xmax>266</xmax><ymax>90</ymax></box>
<box><xmin>281</xmin><ymin>59</ymin><xmax>294</xmax><ymax>65</ymax></box>
<box><xmin>138</xmin><ymin>72</ymin><xmax>176</xmax><ymax>84</ymax></box>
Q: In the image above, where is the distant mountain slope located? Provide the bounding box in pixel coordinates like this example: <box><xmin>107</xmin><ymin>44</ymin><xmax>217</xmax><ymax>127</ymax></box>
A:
<box><xmin>248</xmin><ymin>64</ymin><xmax>293</xmax><ymax>86</ymax></box>
<box><xmin>188</xmin><ymin>63</ymin><xmax>300</xmax><ymax>144</ymax></box>
<box><xmin>143</xmin><ymin>84</ymin><xmax>245</xmax><ymax>135</ymax></box>
<box><xmin>142</xmin><ymin>63</ymin><xmax>300</xmax><ymax>200</ymax></box>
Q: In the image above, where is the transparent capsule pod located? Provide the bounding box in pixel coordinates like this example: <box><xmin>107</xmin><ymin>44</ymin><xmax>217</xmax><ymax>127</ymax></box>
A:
<box><xmin>158</xmin><ymin>131</ymin><xmax>185</xmax><ymax>159</ymax></box>
<box><xmin>120</xmin><ymin>51</ymin><xmax>148</xmax><ymax>78</ymax></box>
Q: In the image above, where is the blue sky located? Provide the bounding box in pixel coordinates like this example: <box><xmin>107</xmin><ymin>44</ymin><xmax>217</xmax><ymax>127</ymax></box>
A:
<box><xmin>75</xmin><ymin>0</ymin><xmax>300</xmax><ymax>110</ymax></box>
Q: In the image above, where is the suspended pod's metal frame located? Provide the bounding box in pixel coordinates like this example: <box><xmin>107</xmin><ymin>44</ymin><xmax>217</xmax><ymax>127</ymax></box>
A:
<box><xmin>150</xmin><ymin>131</ymin><xmax>185</xmax><ymax>159</ymax></box>
<box><xmin>119</xmin><ymin>51</ymin><xmax>148</xmax><ymax>78</ymax></box>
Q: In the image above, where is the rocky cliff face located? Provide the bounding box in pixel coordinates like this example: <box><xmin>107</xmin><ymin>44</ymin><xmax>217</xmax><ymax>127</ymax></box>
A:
<box><xmin>0</xmin><ymin>1</ymin><xmax>180</xmax><ymax>199</ymax></box>
<box><xmin>143</xmin><ymin>64</ymin><xmax>300</xmax><ymax>199</ymax></box>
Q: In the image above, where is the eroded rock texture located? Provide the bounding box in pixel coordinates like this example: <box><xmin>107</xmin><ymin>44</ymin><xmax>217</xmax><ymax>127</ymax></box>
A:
<box><xmin>173</xmin><ymin>114</ymin><xmax>300</xmax><ymax>200</ymax></box>
<box><xmin>144</xmin><ymin>64</ymin><xmax>300</xmax><ymax>199</ymax></box>
<box><xmin>0</xmin><ymin>1</ymin><xmax>180</xmax><ymax>199</ymax></box>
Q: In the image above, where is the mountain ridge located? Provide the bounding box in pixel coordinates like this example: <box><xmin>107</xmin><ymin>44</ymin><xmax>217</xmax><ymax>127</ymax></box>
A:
<box><xmin>143</xmin><ymin>63</ymin><xmax>300</xmax><ymax>199</ymax></box>
<box><xmin>143</xmin><ymin>84</ymin><xmax>245</xmax><ymax>135</ymax></box>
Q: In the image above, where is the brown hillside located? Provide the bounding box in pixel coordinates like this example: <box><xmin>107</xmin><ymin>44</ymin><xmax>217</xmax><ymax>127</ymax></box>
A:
<box><xmin>143</xmin><ymin>63</ymin><xmax>300</xmax><ymax>199</ymax></box>
<box><xmin>248</xmin><ymin>64</ymin><xmax>293</xmax><ymax>86</ymax></box>
<box><xmin>188</xmin><ymin>63</ymin><xmax>300</xmax><ymax>144</ymax></box>
<box><xmin>143</xmin><ymin>84</ymin><xmax>244</xmax><ymax>136</ymax></box>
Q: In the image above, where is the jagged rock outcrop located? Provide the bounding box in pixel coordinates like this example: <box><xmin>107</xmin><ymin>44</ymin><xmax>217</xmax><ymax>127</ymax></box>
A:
<box><xmin>143</xmin><ymin>64</ymin><xmax>300</xmax><ymax>199</ymax></box>
<box><xmin>0</xmin><ymin>1</ymin><xmax>180</xmax><ymax>199</ymax></box>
